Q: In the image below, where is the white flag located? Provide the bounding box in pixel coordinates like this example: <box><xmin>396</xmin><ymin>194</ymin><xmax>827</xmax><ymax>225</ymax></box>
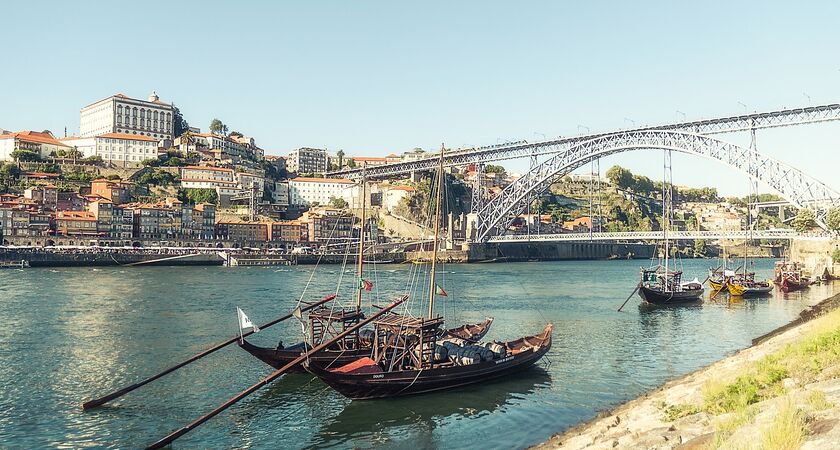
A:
<box><xmin>237</xmin><ymin>307</ymin><xmax>259</xmax><ymax>332</ymax></box>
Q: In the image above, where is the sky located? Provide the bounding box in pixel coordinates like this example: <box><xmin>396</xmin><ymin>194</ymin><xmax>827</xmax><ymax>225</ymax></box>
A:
<box><xmin>1</xmin><ymin>1</ymin><xmax>839</xmax><ymax>196</ymax></box>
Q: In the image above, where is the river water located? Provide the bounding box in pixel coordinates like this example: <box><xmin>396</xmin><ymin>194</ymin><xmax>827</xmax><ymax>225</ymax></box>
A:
<box><xmin>0</xmin><ymin>259</ymin><xmax>834</xmax><ymax>449</ymax></box>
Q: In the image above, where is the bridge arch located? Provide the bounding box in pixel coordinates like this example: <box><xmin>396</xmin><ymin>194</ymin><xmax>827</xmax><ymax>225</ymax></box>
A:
<box><xmin>474</xmin><ymin>130</ymin><xmax>840</xmax><ymax>241</ymax></box>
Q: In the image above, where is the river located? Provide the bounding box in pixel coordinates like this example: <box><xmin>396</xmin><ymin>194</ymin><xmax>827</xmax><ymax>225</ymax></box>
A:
<box><xmin>0</xmin><ymin>259</ymin><xmax>834</xmax><ymax>449</ymax></box>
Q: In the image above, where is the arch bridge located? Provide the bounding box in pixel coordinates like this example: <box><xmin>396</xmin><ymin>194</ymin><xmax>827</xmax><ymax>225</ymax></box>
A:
<box><xmin>473</xmin><ymin>130</ymin><xmax>840</xmax><ymax>241</ymax></box>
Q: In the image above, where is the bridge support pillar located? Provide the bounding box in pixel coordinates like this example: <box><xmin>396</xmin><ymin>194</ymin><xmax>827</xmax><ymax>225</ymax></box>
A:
<box><xmin>779</xmin><ymin>205</ymin><xmax>785</xmax><ymax>222</ymax></box>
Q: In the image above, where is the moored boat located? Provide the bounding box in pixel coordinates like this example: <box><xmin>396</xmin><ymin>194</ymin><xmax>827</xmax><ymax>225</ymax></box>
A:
<box><xmin>305</xmin><ymin>322</ymin><xmax>552</xmax><ymax>400</ymax></box>
<box><xmin>727</xmin><ymin>272</ymin><xmax>773</xmax><ymax>297</ymax></box>
<box><xmin>239</xmin><ymin>316</ymin><xmax>494</xmax><ymax>371</ymax></box>
<box><xmin>639</xmin><ymin>267</ymin><xmax>704</xmax><ymax>304</ymax></box>
<box><xmin>774</xmin><ymin>261</ymin><xmax>810</xmax><ymax>293</ymax></box>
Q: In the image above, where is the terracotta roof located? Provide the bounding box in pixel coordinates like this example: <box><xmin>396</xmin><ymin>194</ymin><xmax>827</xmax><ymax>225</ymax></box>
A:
<box><xmin>291</xmin><ymin>177</ymin><xmax>354</xmax><ymax>184</ymax></box>
<box><xmin>182</xmin><ymin>165</ymin><xmax>234</xmax><ymax>173</ymax></box>
<box><xmin>56</xmin><ymin>211</ymin><xmax>97</xmax><ymax>221</ymax></box>
<box><xmin>21</xmin><ymin>172</ymin><xmax>60</xmax><ymax>179</ymax></box>
<box><xmin>387</xmin><ymin>185</ymin><xmax>416</xmax><ymax>192</ymax></box>
<box><xmin>98</xmin><ymin>132</ymin><xmax>159</xmax><ymax>142</ymax></box>
<box><xmin>0</xmin><ymin>131</ymin><xmax>71</xmax><ymax>148</ymax></box>
<box><xmin>352</xmin><ymin>156</ymin><xmax>388</xmax><ymax>162</ymax></box>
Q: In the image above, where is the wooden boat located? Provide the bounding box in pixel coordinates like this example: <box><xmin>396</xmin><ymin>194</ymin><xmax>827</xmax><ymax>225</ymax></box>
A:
<box><xmin>774</xmin><ymin>261</ymin><xmax>810</xmax><ymax>293</ymax></box>
<box><xmin>305</xmin><ymin>146</ymin><xmax>552</xmax><ymax>400</ymax></box>
<box><xmin>305</xmin><ymin>322</ymin><xmax>552</xmax><ymax>400</ymax></box>
<box><xmin>727</xmin><ymin>272</ymin><xmax>773</xmax><ymax>297</ymax></box>
<box><xmin>239</xmin><ymin>316</ymin><xmax>494</xmax><ymax>372</ymax></box>
<box><xmin>638</xmin><ymin>268</ymin><xmax>704</xmax><ymax>304</ymax></box>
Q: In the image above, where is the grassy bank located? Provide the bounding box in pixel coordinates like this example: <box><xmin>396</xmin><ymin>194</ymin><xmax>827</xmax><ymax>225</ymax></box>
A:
<box><xmin>538</xmin><ymin>290</ymin><xmax>840</xmax><ymax>450</ymax></box>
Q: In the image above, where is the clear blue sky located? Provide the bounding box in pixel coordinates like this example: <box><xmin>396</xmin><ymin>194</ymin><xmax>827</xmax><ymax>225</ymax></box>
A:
<box><xmin>2</xmin><ymin>1</ymin><xmax>839</xmax><ymax>196</ymax></box>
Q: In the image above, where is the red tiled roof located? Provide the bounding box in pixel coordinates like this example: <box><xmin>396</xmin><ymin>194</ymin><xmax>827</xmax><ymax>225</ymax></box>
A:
<box><xmin>0</xmin><ymin>131</ymin><xmax>71</xmax><ymax>147</ymax></box>
<box><xmin>182</xmin><ymin>165</ymin><xmax>234</xmax><ymax>173</ymax></box>
<box><xmin>56</xmin><ymin>211</ymin><xmax>97</xmax><ymax>221</ymax></box>
<box><xmin>22</xmin><ymin>172</ymin><xmax>60</xmax><ymax>179</ymax></box>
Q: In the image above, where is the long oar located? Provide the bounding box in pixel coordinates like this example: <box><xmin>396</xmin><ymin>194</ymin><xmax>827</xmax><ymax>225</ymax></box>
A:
<box><xmin>702</xmin><ymin>265</ymin><xmax>722</xmax><ymax>286</ymax></box>
<box><xmin>617</xmin><ymin>282</ymin><xmax>641</xmax><ymax>312</ymax></box>
<box><xmin>82</xmin><ymin>293</ymin><xmax>337</xmax><ymax>410</ymax></box>
<box><xmin>145</xmin><ymin>295</ymin><xmax>408</xmax><ymax>450</ymax></box>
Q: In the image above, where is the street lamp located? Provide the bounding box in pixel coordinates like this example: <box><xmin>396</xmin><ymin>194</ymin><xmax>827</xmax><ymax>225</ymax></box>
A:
<box><xmin>577</xmin><ymin>125</ymin><xmax>590</xmax><ymax>134</ymax></box>
<box><xmin>676</xmin><ymin>110</ymin><xmax>686</xmax><ymax>121</ymax></box>
<box><xmin>738</xmin><ymin>101</ymin><xmax>748</xmax><ymax>114</ymax></box>
<box><xmin>803</xmin><ymin>92</ymin><xmax>812</xmax><ymax>104</ymax></box>
<box><xmin>624</xmin><ymin>117</ymin><xmax>636</xmax><ymax>127</ymax></box>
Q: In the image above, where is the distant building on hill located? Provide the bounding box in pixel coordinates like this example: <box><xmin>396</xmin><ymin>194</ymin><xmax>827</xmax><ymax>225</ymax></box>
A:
<box><xmin>80</xmin><ymin>91</ymin><xmax>174</xmax><ymax>141</ymax></box>
<box><xmin>287</xmin><ymin>147</ymin><xmax>328</xmax><ymax>174</ymax></box>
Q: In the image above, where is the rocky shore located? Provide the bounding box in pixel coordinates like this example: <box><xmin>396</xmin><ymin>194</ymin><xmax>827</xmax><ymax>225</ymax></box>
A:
<box><xmin>536</xmin><ymin>288</ymin><xmax>840</xmax><ymax>450</ymax></box>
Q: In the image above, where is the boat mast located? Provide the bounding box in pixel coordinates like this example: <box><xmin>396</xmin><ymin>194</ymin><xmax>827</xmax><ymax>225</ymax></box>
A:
<box><xmin>427</xmin><ymin>144</ymin><xmax>445</xmax><ymax>319</ymax></box>
<box><xmin>662</xmin><ymin>149</ymin><xmax>671</xmax><ymax>291</ymax></box>
<box><xmin>356</xmin><ymin>164</ymin><xmax>367</xmax><ymax>311</ymax></box>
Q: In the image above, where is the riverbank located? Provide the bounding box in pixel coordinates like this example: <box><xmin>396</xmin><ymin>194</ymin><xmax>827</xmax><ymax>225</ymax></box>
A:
<box><xmin>536</xmin><ymin>287</ymin><xmax>840</xmax><ymax>450</ymax></box>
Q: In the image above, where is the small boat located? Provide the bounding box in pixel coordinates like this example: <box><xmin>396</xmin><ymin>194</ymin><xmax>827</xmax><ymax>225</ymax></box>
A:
<box><xmin>0</xmin><ymin>260</ymin><xmax>29</xmax><ymax>269</ymax></box>
<box><xmin>305</xmin><ymin>322</ymin><xmax>552</xmax><ymax>400</ymax></box>
<box><xmin>239</xmin><ymin>316</ymin><xmax>494</xmax><ymax>372</ymax></box>
<box><xmin>727</xmin><ymin>272</ymin><xmax>773</xmax><ymax>297</ymax></box>
<box><xmin>774</xmin><ymin>260</ymin><xmax>810</xmax><ymax>293</ymax></box>
<box><xmin>639</xmin><ymin>267</ymin><xmax>705</xmax><ymax>304</ymax></box>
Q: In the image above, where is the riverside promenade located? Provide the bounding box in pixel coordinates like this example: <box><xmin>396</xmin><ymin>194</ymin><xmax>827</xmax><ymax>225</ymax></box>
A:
<box><xmin>536</xmin><ymin>288</ymin><xmax>840</xmax><ymax>449</ymax></box>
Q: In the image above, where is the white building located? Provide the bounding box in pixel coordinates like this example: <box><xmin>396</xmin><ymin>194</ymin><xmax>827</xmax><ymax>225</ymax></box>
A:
<box><xmin>236</xmin><ymin>171</ymin><xmax>266</xmax><ymax>198</ymax></box>
<box><xmin>80</xmin><ymin>92</ymin><xmax>175</xmax><ymax>140</ymax></box>
<box><xmin>0</xmin><ymin>131</ymin><xmax>70</xmax><ymax>161</ymax></box>
<box><xmin>179</xmin><ymin>166</ymin><xmax>239</xmax><ymax>197</ymax></box>
<box><xmin>60</xmin><ymin>133</ymin><xmax>159</xmax><ymax>166</ymax></box>
<box><xmin>381</xmin><ymin>184</ymin><xmax>417</xmax><ymax>214</ymax></box>
<box><xmin>288</xmin><ymin>177</ymin><xmax>358</xmax><ymax>207</ymax></box>
<box><xmin>287</xmin><ymin>147</ymin><xmax>328</xmax><ymax>174</ymax></box>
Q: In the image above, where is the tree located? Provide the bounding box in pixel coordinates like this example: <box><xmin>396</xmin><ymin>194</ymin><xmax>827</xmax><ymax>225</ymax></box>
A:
<box><xmin>173</xmin><ymin>107</ymin><xmax>189</xmax><ymax>138</ymax></box>
<box><xmin>606</xmin><ymin>165</ymin><xmax>633</xmax><ymax>190</ymax></box>
<box><xmin>11</xmin><ymin>149</ymin><xmax>41</xmax><ymax>162</ymax></box>
<box><xmin>209</xmin><ymin>118</ymin><xmax>227</xmax><ymax>135</ymax></box>
<box><xmin>347</xmin><ymin>158</ymin><xmax>357</xmax><ymax>168</ymax></box>
<box><xmin>693</xmin><ymin>239</ymin><xmax>706</xmax><ymax>257</ymax></box>
<box><xmin>485</xmin><ymin>164</ymin><xmax>506</xmax><ymax>174</ymax></box>
<box><xmin>792</xmin><ymin>208</ymin><xmax>817</xmax><ymax>232</ymax></box>
<box><xmin>178</xmin><ymin>188</ymin><xmax>218</xmax><ymax>205</ymax></box>
<box><xmin>329</xmin><ymin>196</ymin><xmax>348</xmax><ymax>209</ymax></box>
<box><xmin>825</xmin><ymin>207</ymin><xmax>840</xmax><ymax>231</ymax></box>
<box><xmin>229</xmin><ymin>131</ymin><xmax>243</xmax><ymax>138</ymax></box>
<box><xmin>336</xmin><ymin>149</ymin><xmax>345</xmax><ymax>169</ymax></box>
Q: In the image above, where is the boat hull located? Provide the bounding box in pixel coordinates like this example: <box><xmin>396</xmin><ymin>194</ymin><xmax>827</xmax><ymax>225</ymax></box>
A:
<box><xmin>638</xmin><ymin>285</ymin><xmax>704</xmax><ymax>304</ymax></box>
<box><xmin>780</xmin><ymin>277</ymin><xmax>810</xmax><ymax>293</ymax></box>
<box><xmin>305</xmin><ymin>325</ymin><xmax>552</xmax><ymax>400</ymax></box>
<box><xmin>239</xmin><ymin>318</ymin><xmax>494</xmax><ymax>372</ymax></box>
<box><xmin>727</xmin><ymin>283</ymin><xmax>773</xmax><ymax>297</ymax></box>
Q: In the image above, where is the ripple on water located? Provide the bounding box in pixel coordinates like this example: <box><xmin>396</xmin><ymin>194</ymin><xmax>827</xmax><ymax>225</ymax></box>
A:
<box><xmin>0</xmin><ymin>260</ymin><xmax>831</xmax><ymax>448</ymax></box>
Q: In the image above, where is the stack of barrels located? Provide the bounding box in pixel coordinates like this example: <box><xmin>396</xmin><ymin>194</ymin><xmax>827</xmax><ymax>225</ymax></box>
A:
<box><xmin>435</xmin><ymin>337</ymin><xmax>507</xmax><ymax>365</ymax></box>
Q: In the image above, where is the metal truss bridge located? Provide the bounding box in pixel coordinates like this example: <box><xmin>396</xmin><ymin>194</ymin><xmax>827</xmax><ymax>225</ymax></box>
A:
<box><xmin>326</xmin><ymin>102</ymin><xmax>840</xmax><ymax>240</ymax></box>
<box><xmin>329</xmin><ymin>103</ymin><xmax>840</xmax><ymax>178</ymax></box>
<box><xmin>487</xmin><ymin>229</ymin><xmax>828</xmax><ymax>243</ymax></box>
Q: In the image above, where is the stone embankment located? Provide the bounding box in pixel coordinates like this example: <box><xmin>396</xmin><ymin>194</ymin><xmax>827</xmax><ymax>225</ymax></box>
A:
<box><xmin>536</xmin><ymin>290</ymin><xmax>840</xmax><ymax>450</ymax></box>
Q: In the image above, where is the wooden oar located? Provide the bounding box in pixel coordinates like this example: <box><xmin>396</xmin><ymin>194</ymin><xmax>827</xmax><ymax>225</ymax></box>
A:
<box><xmin>82</xmin><ymin>293</ymin><xmax>337</xmax><ymax>410</ymax></box>
<box><xmin>617</xmin><ymin>282</ymin><xmax>641</xmax><ymax>312</ymax></box>
<box><xmin>702</xmin><ymin>265</ymin><xmax>722</xmax><ymax>286</ymax></box>
<box><xmin>145</xmin><ymin>295</ymin><xmax>408</xmax><ymax>450</ymax></box>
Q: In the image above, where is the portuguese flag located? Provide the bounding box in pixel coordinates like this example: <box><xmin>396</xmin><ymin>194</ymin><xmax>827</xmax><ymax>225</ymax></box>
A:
<box><xmin>435</xmin><ymin>284</ymin><xmax>448</xmax><ymax>297</ymax></box>
<box><xmin>359</xmin><ymin>278</ymin><xmax>373</xmax><ymax>291</ymax></box>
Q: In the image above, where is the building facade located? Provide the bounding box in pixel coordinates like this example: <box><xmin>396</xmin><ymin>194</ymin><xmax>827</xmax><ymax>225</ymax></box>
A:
<box><xmin>287</xmin><ymin>177</ymin><xmax>357</xmax><ymax>208</ymax></box>
<box><xmin>287</xmin><ymin>147</ymin><xmax>328</xmax><ymax>174</ymax></box>
<box><xmin>0</xmin><ymin>131</ymin><xmax>71</xmax><ymax>161</ymax></box>
<box><xmin>80</xmin><ymin>92</ymin><xmax>174</xmax><ymax>140</ymax></box>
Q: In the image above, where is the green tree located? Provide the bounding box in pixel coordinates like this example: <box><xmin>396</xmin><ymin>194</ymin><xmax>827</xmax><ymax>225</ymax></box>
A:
<box><xmin>824</xmin><ymin>207</ymin><xmax>840</xmax><ymax>231</ymax></box>
<box><xmin>11</xmin><ymin>149</ymin><xmax>41</xmax><ymax>162</ymax></box>
<box><xmin>329</xmin><ymin>196</ymin><xmax>348</xmax><ymax>209</ymax></box>
<box><xmin>346</xmin><ymin>158</ymin><xmax>357</xmax><ymax>168</ymax></box>
<box><xmin>606</xmin><ymin>165</ymin><xmax>633</xmax><ymax>190</ymax></box>
<box><xmin>693</xmin><ymin>239</ymin><xmax>706</xmax><ymax>257</ymax></box>
<box><xmin>173</xmin><ymin>107</ymin><xmax>189</xmax><ymax>138</ymax></box>
<box><xmin>485</xmin><ymin>164</ymin><xmax>507</xmax><ymax>174</ymax></box>
<box><xmin>833</xmin><ymin>248</ymin><xmax>840</xmax><ymax>263</ymax></box>
<box><xmin>792</xmin><ymin>208</ymin><xmax>817</xmax><ymax>232</ymax></box>
<box><xmin>336</xmin><ymin>149</ymin><xmax>345</xmax><ymax>169</ymax></box>
<box><xmin>209</xmin><ymin>118</ymin><xmax>227</xmax><ymax>135</ymax></box>
<box><xmin>178</xmin><ymin>188</ymin><xmax>218</xmax><ymax>205</ymax></box>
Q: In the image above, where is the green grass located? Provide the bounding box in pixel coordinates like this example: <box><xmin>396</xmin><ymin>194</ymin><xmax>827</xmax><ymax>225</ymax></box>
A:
<box><xmin>760</xmin><ymin>399</ymin><xmax>807</xmax><ymax>450</ymax></box>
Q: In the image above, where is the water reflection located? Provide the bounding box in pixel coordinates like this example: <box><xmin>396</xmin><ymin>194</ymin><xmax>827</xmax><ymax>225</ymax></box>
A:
<box><xmin>312</xmin><ymin>367</ymin><xmax>552</xmax><ymax>448</ymax></box>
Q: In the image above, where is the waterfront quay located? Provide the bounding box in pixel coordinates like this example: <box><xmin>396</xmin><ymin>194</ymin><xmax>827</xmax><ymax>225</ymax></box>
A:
<box><xmin>0</xmin><ymin>240</ymin><xmax>658</xmax><ymax>267</ymax></box>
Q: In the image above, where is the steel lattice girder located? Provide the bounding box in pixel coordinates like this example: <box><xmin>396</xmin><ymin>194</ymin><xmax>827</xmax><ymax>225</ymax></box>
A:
<box><xmin>474</xmin><ymin>130</ymin><xmax>840</xmax><ymax>241</ymax></box>
<box><xmin>487</xmin><ymin>229</ymin><xmax>810</xmax><ymax>243</ymax></box>
<box><xmin>329</xmin><ymin>104</ymin><xmax>840</xmax><ymax>179</ymax></box>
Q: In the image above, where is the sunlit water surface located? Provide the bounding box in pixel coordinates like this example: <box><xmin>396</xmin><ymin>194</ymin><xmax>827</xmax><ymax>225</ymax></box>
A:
<box><xmin>0</xmin><ymin>259</ymin><xmax>834</xmax><ymax>449</ymax></box>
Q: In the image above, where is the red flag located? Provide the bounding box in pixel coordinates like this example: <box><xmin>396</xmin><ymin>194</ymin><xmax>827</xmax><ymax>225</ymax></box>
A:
<box><xmin>435</xmin><ymin>284</ymin><xmax>448</xmax><ymax>297</ymax></box>
<box><xmin>359</xmin><ymin>278</ymin><xmax>373</xmax><ymax>291</ymax></box>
